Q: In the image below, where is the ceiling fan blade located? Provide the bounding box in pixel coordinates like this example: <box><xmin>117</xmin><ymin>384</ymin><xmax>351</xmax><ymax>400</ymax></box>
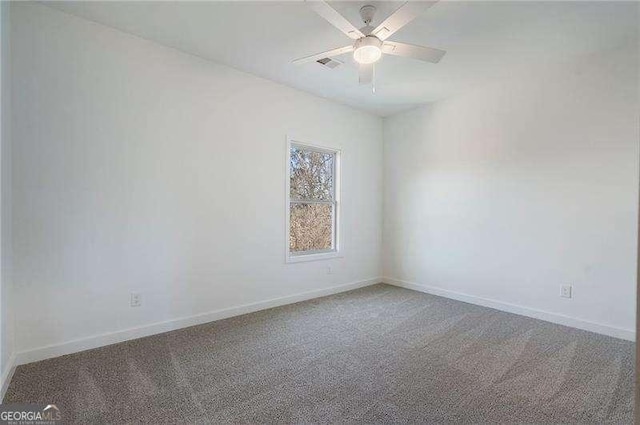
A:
<box><xmin>371</xmin><ymin>1</ymin><xmax>438</xmax><ymax>41</ymax></box>
<box><xmin>382</xmin><ymin>41</ymin><xmax>446</xmax><ymax>63</ymax></box>
<box><xmin>359</xmin><ymin>63</ymin><xmax>373</xmax><ymax>85</ymax></box>
<box><xmin>306</xmin><ymin>0</ymin><xmax>365</xmax><ymax>40</ymax></box>
<box><xmin>292</xmin><ymin>45</ymin><xmax>354</xmax><ymax>65</ymax></box>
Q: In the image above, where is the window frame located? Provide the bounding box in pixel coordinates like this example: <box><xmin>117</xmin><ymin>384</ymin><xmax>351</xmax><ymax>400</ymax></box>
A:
<box><xmin>285</xmin><ymin>136</ymin><xmax>341</xmax><ymax>263</ymax></box>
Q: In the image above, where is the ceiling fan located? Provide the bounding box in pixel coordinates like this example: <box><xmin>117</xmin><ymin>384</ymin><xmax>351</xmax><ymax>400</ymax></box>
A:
<box><xmin>293</xmin><ymin>1</ymin><xmax>446</xmax><ymax>86</ymax></box>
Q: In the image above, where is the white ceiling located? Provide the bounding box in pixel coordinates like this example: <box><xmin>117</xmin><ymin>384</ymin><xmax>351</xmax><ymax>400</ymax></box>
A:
<box><xmin>46</xmin><ymin>1</ymin><xmax>638</xmax><ymax>116</ymax></box>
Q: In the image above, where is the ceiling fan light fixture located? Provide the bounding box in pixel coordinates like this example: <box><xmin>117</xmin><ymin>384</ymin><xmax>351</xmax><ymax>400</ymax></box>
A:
<box><xmin>353</xmin><ymin>36</ymin><xmax>382</xmax><ymax>64</ymax></box>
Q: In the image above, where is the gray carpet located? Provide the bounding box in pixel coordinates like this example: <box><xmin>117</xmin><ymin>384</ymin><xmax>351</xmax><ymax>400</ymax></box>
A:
<box><xmin>4</xmin><ymin>284</ymin><xmax>634</xmax><ymax>423</ymax></box>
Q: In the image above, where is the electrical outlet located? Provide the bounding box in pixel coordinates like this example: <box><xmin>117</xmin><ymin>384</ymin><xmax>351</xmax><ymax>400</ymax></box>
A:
<box><xmin>560</xmin><ymin>285</ymin><xmax>572</xmax><ymax>299</ymax></box>
<box><xmin>130</xmin><ymin>292</ymin><xmax>142</xmax><ymax>307</ymax></box>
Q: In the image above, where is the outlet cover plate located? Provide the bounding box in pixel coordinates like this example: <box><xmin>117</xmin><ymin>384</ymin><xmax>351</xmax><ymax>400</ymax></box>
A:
<box><xmin>130</xmin><ymin>292</ymin><xmax>142</xmax><ymax>307</ymax></box>
<box><xmin>560</xmin><ymin>285</ymin><xmax>572</xmax><ymax>299</ymax></box>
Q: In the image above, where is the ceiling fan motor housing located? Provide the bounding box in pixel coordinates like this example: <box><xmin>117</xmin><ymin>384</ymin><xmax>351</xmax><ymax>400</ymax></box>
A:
<box><xmin>354</xmin><ymin>35</ymin><xmax>382</xmax><ymax>50</ymax></box>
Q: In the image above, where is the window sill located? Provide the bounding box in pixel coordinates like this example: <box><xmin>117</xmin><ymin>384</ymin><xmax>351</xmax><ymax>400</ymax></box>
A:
<box><xmin>286</xmin><ymin>251</ymin><xmax>342</xmax><ymax>264</ymax></box>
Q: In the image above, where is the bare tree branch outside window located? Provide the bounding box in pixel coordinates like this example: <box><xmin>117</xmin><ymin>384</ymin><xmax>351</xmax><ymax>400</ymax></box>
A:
<box><xmin>289</xmin><ymin>145</ymin><xmax>336</xmax><ymax>254</ymax></box>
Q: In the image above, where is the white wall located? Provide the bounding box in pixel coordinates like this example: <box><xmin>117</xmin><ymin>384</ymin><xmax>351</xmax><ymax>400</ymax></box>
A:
<box><xmin>1</xmin><ymin>0</ymin><xmax>16</xmax><ymax>394</ymax></box>
<box><xmin>11</xmin><ymin>3</ymin><xmax>383</xmax><ymax>359</ymax></box>
<box><xmin>383</xmin><ymin>42</ymin><xmax>639</xmax><ymax>339</ymax></box>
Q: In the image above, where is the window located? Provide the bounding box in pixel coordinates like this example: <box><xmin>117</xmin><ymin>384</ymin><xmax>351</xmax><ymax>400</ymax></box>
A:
<box><xmin>286</xmin><ymin>139</ymin><xmax>340</xmax><ymax>262</ymax></box>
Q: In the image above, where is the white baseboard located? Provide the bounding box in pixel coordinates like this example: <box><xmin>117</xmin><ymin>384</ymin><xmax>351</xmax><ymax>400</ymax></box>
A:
<box><xmin>0</xmin><ymin>352</ymin><xmax>17</xmax><ymax>402</ymax></box>
<box><xmin>17</xmin><ymin>278</ymin><xmax>381</xmax><ymax>366</ymax></box>
<box><xmin>383</xmin><ymin>277</ymin><xmax>635</xmax><ymax>342</ymax></box>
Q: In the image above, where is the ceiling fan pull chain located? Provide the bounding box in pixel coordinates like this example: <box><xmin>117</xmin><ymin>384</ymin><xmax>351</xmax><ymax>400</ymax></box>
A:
<box><xmin>372</xmin><ymin>65</ymin><xmax>376</xmax><ymax>93</ymax></box>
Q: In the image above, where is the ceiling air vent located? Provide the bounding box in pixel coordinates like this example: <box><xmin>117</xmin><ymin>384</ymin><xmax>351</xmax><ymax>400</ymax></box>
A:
<box><xmin>316</xmin><ymin>57</ymin><xmax>342</xmax><ymax>69</ymax></box>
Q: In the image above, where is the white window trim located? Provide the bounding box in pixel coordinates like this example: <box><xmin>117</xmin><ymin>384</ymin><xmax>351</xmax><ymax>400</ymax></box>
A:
<box><xmin>285</xmin><ymin>136</ymin><xmax>342</xmax><ymax>264</ymax></box>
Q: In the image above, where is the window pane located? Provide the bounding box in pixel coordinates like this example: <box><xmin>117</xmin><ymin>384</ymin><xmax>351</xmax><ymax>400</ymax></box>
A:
<box><xmin>290</xmin><ymin>146</ymin><xmax>334</xmax><ymax>201</ymax></box>
<box><xmin>289</xmin><ymin>203</ymin><xmax>333</xmax><ymax>253</ymax></box>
